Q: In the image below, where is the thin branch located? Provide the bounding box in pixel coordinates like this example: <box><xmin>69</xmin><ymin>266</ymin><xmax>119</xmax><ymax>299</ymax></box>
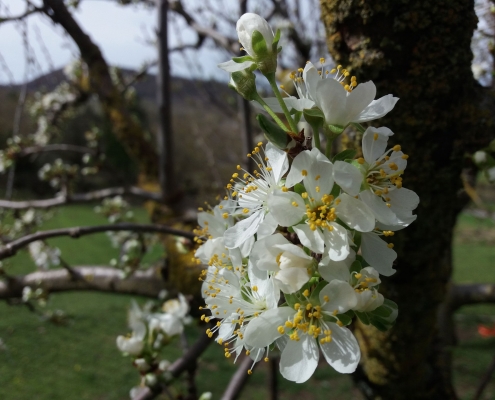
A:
<box><xmin>0</xmin><ymin>5</ymin><xmax>45</xmax><ymax>24</ymax></box>
<box><xmin>18</xmin><ymin>144</ymin><xmax>97</xmax><ymax>157</ymax></box>
<box><xmin>0</xmin><ymin>266</ymin><xmax>167</xmax><ymax>299</ymax></box>
<box><xmin>169</xmin><ymin>0</ymin><xmax>238</xmax><ymax>53</ymax></box>
<box><xmin>220</xmin><ymin>356</ymin><xmax>254</xmax><ymax>400</ymax></box>
<box><xmin>0</xmin><ymin>223</ymin><xmax>195</xmax><ymax>260</ymax></box>
<box><xmin>473</xmin><ymin>352</ymin><xmax>495</xmax><ymax>400</ymax></box>
<box><xmin>0</xmin><ymin>186</ymin><xmax>162</xmax><ymax>209</ymax></box>
<box><xmin>451</xmin><ymin>283</ymin><xmax>495</xmax><ymax>310</ymax></box>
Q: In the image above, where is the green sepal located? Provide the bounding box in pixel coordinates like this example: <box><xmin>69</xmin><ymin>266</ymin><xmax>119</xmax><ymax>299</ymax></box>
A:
<box><xmin>272</xmin><ymin>29</ymin><xmax>281</xmax><ymax>49</ymax></box>
<box><xmin>354</xmin><ymin>310</ymin><xmax>370</xmax><ymax>325</ymax></box>
<box><xmin>294</xmin><ymin>183</ymin><xmax>306</xmax><ymax>195</ymax></box>
<box><xmin>332</xmin><ymin>149</ymin><xmax>357</xmax><ymax>163</ymax></box>
<box><xmin>330</xmin><ymin>183</ymin><xmax>341</xmax><ymax>198</ymax></box>
<box><xmin>351</xmin><ymin>122</ymin><xmax>366</xmax><ymax>133</ymax></box>
<box><xmin>287</xmin><ymin>226</ymin><xmax>295</xmax><ymax>233</ymax></box>
<box><xmin>327</xmin><ymin>124</ymin><xmax>345</xmax><ymax>134</ymax></box>
<box><xmin>309</xmin><ymin>280</ymin><xmax>327</xmax><ymax>305</ymax></box>
<box><xmin>251</xmin><ymin>30</ymin><xmax>269</xmax><ymax>58</ymax></box>
<box><xmin>303</xmin><ymin>108</ymin><xmax>325</xmax><ymax>127</ymax></box>
<box><xmin>336</xmin><ymin>310</ymin><xmax>355</xmax><ymax>326</ymax></box>
<box><xmin>232</xmin><ymin>55</ymin><xmax>254</xmax><ymax>63</ymax></box>
<box><xmin>257</xmin><ymin>114</ymin><xmax>289</xmax><ymax>149</ymax></box>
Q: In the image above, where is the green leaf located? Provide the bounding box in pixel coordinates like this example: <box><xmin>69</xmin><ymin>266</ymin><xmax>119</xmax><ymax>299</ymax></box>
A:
<box><xmin>383</xmin><ymin>299</ymin><xmax>398</xmax><ymax>311</ymax></box>
<box><xmin>369</xmin><ymin>315</ymin><xmax>390</xmax><ymax>331</ymax></box>
<box><xmin>309</xmin><ymin>280</ymin><xmax>327</xmax><ymax>305</ymax></box>
<box><xmin>336</xmin><ymin>311</ymin><xmax>354</xmax><ymax>326</ymax></box>
<box><xmin>356</xmin><ymin>254</ymin><xmax>369</xmax><ymax>268</ymax></box>
<box><xmin>284</xmin><ymin>292</ymin><xmax>298</xmax><ymax>308</ymax></box>
<box><xmin>294</xmin><ymin>183</ymin><xmax>306</xmax><ymax>195</ymax></box>
<box><xmin>257</xmin><ymin>114</ymin><xmax>289</xmax><ymax>149</ymax></box>
<box><xmin>251</xmin><ymin>30</ymin><xmax>268</xmax><ymax>57</ymax></box>
<box><xmin>371</xmin><ymin>305</ymin><xmax>393</xmax><ymax>318</ymax></box>
<box><xmin>232</xmin><ymin>55</ymin><xmax>254</xmax><ymax>64</ymax></box>
<box><xmin>353</xmin><ymin>231</ymin><xmax>362</xmax><ymax>251</ymax></box>
<box><xmin>349</xmin><ymin>260</ymin><xmax>362</xmax><ymax>275</ymax></box>
<box><xmin>332</xmin><ymin>149</ymin><xmax>357</xmax><ymax>163</ymax></box>
<box><xmin>330</xmin><ymin>183</ymin><xmax>341</xmax><ymax>198</ymax></box>
<box><xmin>354</xmin><ymin>311</ymin><xmax>370</xmax><ymax>325</ymax></box>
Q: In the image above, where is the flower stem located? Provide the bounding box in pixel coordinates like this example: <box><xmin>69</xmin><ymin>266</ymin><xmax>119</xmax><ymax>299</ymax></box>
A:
<box><xmin>265</xmin><ymin>72</ymin><xmax>299</xmax><ymax>133</ymax></box>
<box><xmin>325</xmin><ymin>135</ymin><xmax>334</xmax><ymax>158</ymax></box>
<box><xmin>309</xmin><ymin>122</ymin><xmax>321</xmax><ymax>151</ymax></box>
<box><xmin>252</xmin><ymin>93</ymin><xmax>290</xmax><ymax>132</ymax></box>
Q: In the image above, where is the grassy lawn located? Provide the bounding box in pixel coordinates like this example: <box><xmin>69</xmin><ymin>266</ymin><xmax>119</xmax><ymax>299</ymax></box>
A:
<box><xmin>0</xmin><ymin>205</ymin><xmax>494</xmax><ymax>399</ymax></box>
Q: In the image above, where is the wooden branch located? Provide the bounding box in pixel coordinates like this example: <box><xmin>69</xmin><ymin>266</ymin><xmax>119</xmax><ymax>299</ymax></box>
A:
<box><xmin>169</xmin><ymin>0</ymin><xmax>238</xmax><ymax>53</ymax></box>
<box><xmin>0</xmin><ymin>223</ymin><xmax>195</xmax><ymax>260</ymax></box>
<box><xmin>0</xmin><ymin>266</ymin><xmax>167</xmax><ymax>299</ymax></box>
<box><xmin>451</xmin><ymin>283</ymin><xmax>495</xmax><ymax>310</ymax></box>
<box><xmin>0</xmin><ymin>186</ymin><xmax>162</xmax><ymax>209</ymax></box>
<box><xmin>18</xmin><ymin>144</ymin><xmax>97</xmax><ymax>157</ymax></box>
<box><xmin>220</xmin><ymin>356</ymin><xmax>254</xmax><ymax>400</ymax></box>
<box><xmin>0</xmin><ymin>4</ymin><xmax>45</xmax><ymax>24</ymax></box>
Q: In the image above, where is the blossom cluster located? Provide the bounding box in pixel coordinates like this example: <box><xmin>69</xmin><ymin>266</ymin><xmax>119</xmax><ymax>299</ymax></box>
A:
<box><xmin>116</xmin><ymin>293</ymin><xmax>192</xmax><ymax>397</ymax></box>
<box><xmin>194</xmin><ymin>13</ymin><xmax>419</xmax><ymax>383</ymax></box>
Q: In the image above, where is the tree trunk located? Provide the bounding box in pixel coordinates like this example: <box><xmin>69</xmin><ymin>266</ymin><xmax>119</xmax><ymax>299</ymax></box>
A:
<box><xmin>319</xmin><ymin>1</ymin><xmax>493</xmax><ymax>398</ymax></box>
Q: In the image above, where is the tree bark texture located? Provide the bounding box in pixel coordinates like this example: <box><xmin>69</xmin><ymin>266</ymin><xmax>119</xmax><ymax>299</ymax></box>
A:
<box><xmin>319</xmin><ymin>1</ymin><xmax>494</xmax><ymax>399</ymax></box>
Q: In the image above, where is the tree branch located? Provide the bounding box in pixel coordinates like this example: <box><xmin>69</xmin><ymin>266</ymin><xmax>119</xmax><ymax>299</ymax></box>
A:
<box><xmin>0</xmin><ymin>4</ymin><xmax>46</xmax><ymax>24</ymax></box>
<box><xmin>451</xmin><ymin>283</ymin><xmax>495</xmax><ymax>310</ymax></box>
<box><xmin>220</xmin><ymin>356</ymin><xmax>254</xmax><ymax>400</ymax></box>
<box><xmin>18</xmin><ymin>144</ymin><xmax>97</xmax><ymax>157</ymax></box>
<box><xmin>0</xmin><ymin>223</ymin><xmax>195</xmax><ymax>260</ymax></box>
<box><xmin>0</xmin><ymin>266</ymin><xmax>167</xmax><ymax>299</ymax></box>
<box><xmin>0</xmin><ymin>186</ymin><xmax>162</xmax><ymax>209</ymax></box>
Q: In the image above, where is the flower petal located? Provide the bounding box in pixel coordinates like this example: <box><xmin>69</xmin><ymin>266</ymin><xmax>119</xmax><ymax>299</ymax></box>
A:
<box><xmin>268</xmin><ymin>191</ymin><xmax>306</xmax><ymax>227</ymax></box>
<box><xmin>218</xmin><ymin>60</ymin><xmax>255</xmax><ymax>72</ymax></box>
<box><xmin>320</xmin><ymin>323</ymin><xmax>360</xmax><ymax>373</ymax></box>
<box><xmin>280</xmin><ymin>334</ymin><xmax>319</xmax><ymax>383</ymax></box>
<box><xmin>362</xmin><ymin>126</ymin><xmax>394</xmax><ymax>164</ymax></box>
<box><xmin>244</xmin><ymin>307</ymin><xmax>295</xmax><ymax>348</ymax></box>
<box><xmin>361</xmin><ymin>232</ymin><xmax>397</xmax><ymax>276</ymax></box>
<box><xmin>344</xmin><ymin>81</ymin><xmax>377</xmax><ymax>123</ymax></box>
<box><xmin>293</xmin><ymin>224</ymin><xmax>325</xmax><ymax>254</ymax></box>
<box><xmin>315</xmin><ymin>78</ymin><xmax>347</xmax><ymax>127</ymax></box>
<box><xmin>320</xmin><ymin>281</ymin><xmax>357</xmax><ymax>314</ymax></box>
<box><xmin>324</xmin><ymin>223</ymin><xmax>350</xmax><ymax>261</ymax></box>
<box><xmin>224</xmin><ymin>211</ymin><xmax>264</xmax><ymax>249</ymax></box>
<box><xmin>355</xmin><ymin>94</ymin><xmax>399</xmax><ymax>123</ymax></box>
<box><xmin>333</xmin><ymin>161</ymin><xmax>362</xmax><ymax>196</ymax></box>
<box><xmin>360</xmin><ymin>190</ymin><xmax>398</xmax><ymax>226</ymax></box>
<box><xmin>336</xmin><ymin>193</ymin><xmax>375</xmax><ymax>232</ymax></box>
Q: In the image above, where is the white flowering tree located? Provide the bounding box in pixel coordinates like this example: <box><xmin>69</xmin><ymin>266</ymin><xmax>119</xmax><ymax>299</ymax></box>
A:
<box><xmin>1</xmin><ymin>1</ymin><xmax>495</xmax><ymax>400</ymax></box>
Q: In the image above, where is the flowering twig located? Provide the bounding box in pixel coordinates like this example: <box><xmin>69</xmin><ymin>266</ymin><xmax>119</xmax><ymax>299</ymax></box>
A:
<box><xmin>0</xmin><ymin>186</ymin><xmax>162</xmax><ymax>210</ymax></box>
<box><xmin>0</xmin><ymin>223</ymin><xmax>195</xmax><ymax>260</ymax></box>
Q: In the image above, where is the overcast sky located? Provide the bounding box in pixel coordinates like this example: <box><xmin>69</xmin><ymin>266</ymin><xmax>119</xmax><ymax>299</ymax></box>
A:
<box><xmin>0</xmin><ymin>0</ymin><xmax>228</xmax><ymax>85</ymax></box>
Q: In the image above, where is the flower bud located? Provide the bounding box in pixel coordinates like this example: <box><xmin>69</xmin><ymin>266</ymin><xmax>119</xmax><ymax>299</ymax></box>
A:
<box><xmin>236</xmin><ymin>13</ymin><xmax>278</xmax><ymax>75</ymax></box>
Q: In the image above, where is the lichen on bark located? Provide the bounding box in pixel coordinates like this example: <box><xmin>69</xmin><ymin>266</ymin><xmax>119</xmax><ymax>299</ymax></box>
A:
<box><xmin>320</xmin><ymin>1</ymin><xmax>493</xmax><ymax>399</ymax></box>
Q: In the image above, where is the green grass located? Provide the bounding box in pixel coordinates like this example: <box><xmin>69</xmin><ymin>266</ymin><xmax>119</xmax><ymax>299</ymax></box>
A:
<box><xmin>0</xmin><ymin>206</ymin><xmax>494</xmax><ymax>399</ymax></box>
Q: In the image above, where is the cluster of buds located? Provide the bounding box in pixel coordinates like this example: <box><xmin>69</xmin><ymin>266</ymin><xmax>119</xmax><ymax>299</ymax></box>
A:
<box><xmin>38</xmin><ymin>158</ymin><xmax>79</xmax><ymax>189</ymax></box>
<box><xmin>116</xmin><ymin>294</ymin><xmax>192</xmax><ymax>396</ymax></box>
<box><xmin>195</xmin><ymin>13</ymin><xmax>419</xmax><ymax>383</ymax></box>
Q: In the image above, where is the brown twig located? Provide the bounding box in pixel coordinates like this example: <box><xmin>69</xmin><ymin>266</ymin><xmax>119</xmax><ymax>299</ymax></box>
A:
<box><xmin>0</xmin><ymin>223</ymin><xmax>195</xmax><ymax>260</ymax></box>
<box><xmin>18</xmin><ymin>144</ymin><xmax>97</xmax><ymax>157</ymax></box>
<box><xmin>0</xmin><ymin>186</ymin><xmax>162</xmax><ymax>209</ymax></box>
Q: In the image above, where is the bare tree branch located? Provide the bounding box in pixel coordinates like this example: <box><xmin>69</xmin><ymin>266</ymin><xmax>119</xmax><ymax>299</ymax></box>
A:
<box><xmin>0</xmin><ymin>223</ymin><xmax>195</xmax><ymax>260</ymax></box>
<box><xmin>18</xmin><ymin>144</ymin><xmax>97</xmax><ymax>157</ymax></box>
<box><xmin>451</xmin><ymin>283</ymin><xmax>495</xmax><ymax>310</ymax></box>
<box><xmin>220</xmin><ymin>356</ymin><xmax>254</xmax><ymax>400</ymax></box>
<box><xmin>169</xmin><ymin>0</ymin><xmax>238</xmax><ymax>53</ymax></box>
<box><xmin>0</xmin><ymin>4</ymin><xmax>46</xmax><ymax>24</ymax></box>
<box><xmin>0</xmin><ymin>186</ymin><xmax>163</xmax><ymax>209</ymax></box>
<box><xmin>0</xmin><ymin>266</ymin><xmax>168</xmax><ymax>299</ymax></box>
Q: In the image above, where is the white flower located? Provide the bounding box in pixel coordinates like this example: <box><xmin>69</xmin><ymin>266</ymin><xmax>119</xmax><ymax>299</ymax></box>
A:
<box><xmin>224</xmin><ymin>142</ymin><xmax>288</xmax><ymax>249</ymax></box>
<box><xmin>149</xmin><ymin>294</ymin><xmax>191</xmax><ymax>337</ymax></box>
<box><xmin>243</xmin><ymin>302</ymin><xmax>360</xmax><ymax>382</ymax></box>
<box><xmin>487</xmin><ymin>166</ymin><xmax>495</xmax><ymax>182</ymax></box>
<box><xmin>116</xmin><ymin>321</ymin><xmax>146</xmax><ymax>356</ymax></box>
<box><xmin>268</xmin><ymin>148</ymin><xmax>374</xmax><ymax>259</ymax></box>
<box><xmin>249</xmin><ymin>233</ymin><xmax>314</xmax><ymax>293</ymax></box>
<box><xmin>28</xmin><ymin>241</ymin><xmax>61</xmax><ymax>270</ymax></box>
<box><xmin>319</xmin><ymin>255</ymin><xmax>384</xmax><ymax>313</ymax></box>
<box><xmin>473</xmin><ymin>150</ymin><xmax>487</xmax><ymax>164</ymax></box>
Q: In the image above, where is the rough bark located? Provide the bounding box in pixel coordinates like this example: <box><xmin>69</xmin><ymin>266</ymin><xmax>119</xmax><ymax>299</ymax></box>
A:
<box><xmin>319</xmin><ymin>1</ymin><xmax>494</xmax><ymax>399</ymax></box>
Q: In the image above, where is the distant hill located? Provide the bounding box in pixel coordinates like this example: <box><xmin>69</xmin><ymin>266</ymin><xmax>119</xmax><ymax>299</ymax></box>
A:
<box><xmin>0</xmin><ymin>68</ymin><xmax>236</xmax><ymax>112</ymax></box>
